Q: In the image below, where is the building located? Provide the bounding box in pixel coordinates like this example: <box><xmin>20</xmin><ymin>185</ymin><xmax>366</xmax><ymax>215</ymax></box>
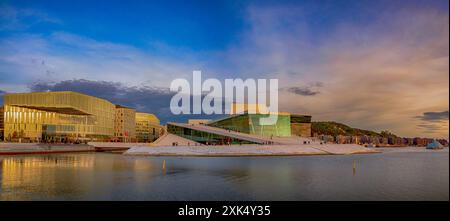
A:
<box><xmin>165</xmin><ymin>102</ymin><xmax>313</xmax><ymax>144</ymax></box>
<box><xmin>167</xmin><ymin>122</ymin><xmax>262</xmax><ymax>145</ymax></box>
<box><xmin>3</xmin><ymin>91</ymin><xmax>116</xmax><ymax>142</ymax></box>
<box><xmin>220</xmin><ymin>103</ymin><xmax>312</xmax><ymax>137</ymax></box>
<box><xmin>209</xmin><ymin>112</ymin><xmax>292</xmax><ymax>137</ymax></box>
<box><xmin>2</xmin><ymin>91</ymin><xmax>162</xmax><ymax>143</ymax></box>
<box><xmin>135</xmin><ymin>112</ymin><xmax>162</xmax><ymax>142</ymax></box>
<box><xmin>114</xmin><ymin>105</ymin><xmax>136</xmax><ymax>142</ymax></box>
<box><xmin>166</xmin><ymin>110</ymin><xmax>312</xmax><ymax>145</ymax></box>
<box><xmin>0</xmin><ymin>106</ymin><xmax>4</xmax><ymax>141</ymax></box>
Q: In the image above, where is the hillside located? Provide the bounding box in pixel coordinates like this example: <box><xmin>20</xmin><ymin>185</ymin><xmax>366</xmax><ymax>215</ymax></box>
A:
<box><xmin>311</xmin><ymin>121</ymin><xmax>386</xmax><ymax>137</ymax></box>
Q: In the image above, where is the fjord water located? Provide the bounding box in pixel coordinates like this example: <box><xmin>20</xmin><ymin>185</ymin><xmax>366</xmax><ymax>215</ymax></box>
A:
<box><xmin>0</xmin><ymin>150</ymin><xmax>448</xmax><ymax>200</ymax></box>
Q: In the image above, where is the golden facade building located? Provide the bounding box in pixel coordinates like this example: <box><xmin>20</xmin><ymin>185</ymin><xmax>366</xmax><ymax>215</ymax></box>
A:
<box><xmin>3</xmin><ymin>91</ymin><xmax>116</xmax><ymax>142</ymax></box>
<box><xmin>114</xmin><ymin>105</ymin><xmax>136</xmax><ymax>142</ymax></box>
<box><xmin>0</xmin><ymin>106</ymin><xmax>4</xmax><ymax>140</ymax></box>
<box><xmin>135</xmin><ymin>112</ymin><xmax>162</xmax><ymax>142</ymax></box>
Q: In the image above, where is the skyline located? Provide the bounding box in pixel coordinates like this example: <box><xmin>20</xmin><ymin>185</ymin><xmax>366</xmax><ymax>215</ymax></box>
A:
<box><xmin>0</xmin><ymin>0</ymin><xmax>449</xmax><ymax>138</ymax></box>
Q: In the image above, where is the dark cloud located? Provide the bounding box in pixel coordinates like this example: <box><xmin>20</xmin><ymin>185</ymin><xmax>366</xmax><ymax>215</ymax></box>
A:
<box><xmin>286</xmin><ymin>86</ymin><xmax>320</xmax><ymax>96</ymax></box>
<box><xmin>310</xmin><ymin>81</ymin><xmax>324</xmax><ymax>87</ymax></box>
<box><xmin>416</xmin><ymin>123</ymin><xmax>446</xmax><ymax>133</ymax></box>
<box><xmin>417</xmin><ymin>124</ymin><xmax>443</xmax><ymax>130</ymax></box>
<box><xmin>415</xmin><ymin>111</ymin><xmax>449</xmax><ymax>134</ymax></box>
<box><xmin>415</xmin><ymin>111</ymin><xmax>449</xmax><ymax>121</ymax></box>
<box><xmin>29</xmin><ymin>79</ymin><xmax>224</xmax><ymax>124</ymax></box>
<box><xmin>284</xmin><ymin>81</ymin><xmax>323</xmax><ymax>96</ymax></box>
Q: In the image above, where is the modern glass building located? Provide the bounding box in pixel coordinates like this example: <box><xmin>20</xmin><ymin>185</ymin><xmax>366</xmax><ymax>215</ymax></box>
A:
<box><xmin>208</xmin><ymin>112</ymin><xmax>292</xmax><ymax>137</ymax></box>
<box><xmin>3</xmin><ymin>91</ymin><xmax>116</xmax><ymax>142</ymax></box>
<box><xmin>167</xmin><ymin>123</ymin><xmax>260</xmax><ymax>145</ymax></box>
<box><xmin>166</xmin><ymin>112</ymin><xmax>312</xmax><ymax>145</ymax></box>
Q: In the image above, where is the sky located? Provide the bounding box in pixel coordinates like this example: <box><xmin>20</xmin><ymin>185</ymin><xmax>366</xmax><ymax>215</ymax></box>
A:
<box><xmin>0</xmin><ymin>0</ymin><xmax>449</xmax><ymax>138</ymax></box>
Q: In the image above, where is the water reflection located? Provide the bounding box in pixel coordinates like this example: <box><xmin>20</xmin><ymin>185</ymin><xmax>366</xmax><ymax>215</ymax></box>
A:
<box><xmin>0</xmin><ymin>154</ymin><xmax>160</xmax><ymax>200</ymax></box>
<box><xmin>0</xmin><ymin>151</ymin><xmax>448</xmax><ymax>200</ymax></box>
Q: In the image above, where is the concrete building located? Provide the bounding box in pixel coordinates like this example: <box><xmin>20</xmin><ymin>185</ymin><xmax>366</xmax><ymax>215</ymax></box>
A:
<box><xmin>114</xmin><ymin>105</ymin><xmax>136</xmax><ymax>142</ymax></box>
<box><xmin>135</xmin><ymin>112</ymin><xmax>162</xmax><ymax>142</ymax></box>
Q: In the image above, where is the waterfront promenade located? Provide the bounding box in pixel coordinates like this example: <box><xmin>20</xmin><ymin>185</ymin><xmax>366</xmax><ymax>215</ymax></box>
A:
<box><xmin>0</xmin><ymin>143</ymin><xmax>94</xmax><ymax>155</ymax></box>
<box><xmin>0</xmin><ymin>141</ymin><xmax>380</xmax><ymax>156</ymax></box>
<box><xmin>124</xmin><ymin>143</ymin><xmax>380</xmax><ymax>156</ymax></box>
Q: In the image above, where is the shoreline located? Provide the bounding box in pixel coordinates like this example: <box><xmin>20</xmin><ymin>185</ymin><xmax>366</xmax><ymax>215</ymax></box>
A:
<box><xmin>124</xmin><ymin>144</ymin><xmax>381</xmax><ymax>157</ymax></box>
<box><xmin>0</xmin><ymin>143</ymin><xmax>95</xmax><ymax>155</ymax></box>
<box><xmin>1</xmin><ymin>142</ymin><xmax>446</xmax><ymax>157</ymax></box>
<box><xmin>122</xmin><ymin>152</ymin><xmax>381</xmax><ymax>157</ymax></box>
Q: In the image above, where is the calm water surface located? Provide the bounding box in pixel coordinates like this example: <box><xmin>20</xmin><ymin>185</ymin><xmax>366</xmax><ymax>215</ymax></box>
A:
<box><xmin>0</xmin><ymin>149</ymin><xmax>448</xmax><ymax>200</ymax></box>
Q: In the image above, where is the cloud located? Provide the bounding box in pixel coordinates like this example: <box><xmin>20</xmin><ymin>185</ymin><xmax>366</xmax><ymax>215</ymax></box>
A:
<box><xmin>414</xmin><ymin>111</ymin><xmax>449</xmax><ymax>135</ymax></box>
<box><xmin>286</xmin><ymin>86</ymin><xmax>319</xmax><ymax>96</ymax></box>
<box><xmin>29</xmin><ymin>79</ymin><xmax>176</xmax><ymax>122</ymax></box>
<box><xmin>28</xmin><ymin>79</ymin><xmax>226</xmax><ymax>124</ymax></box>
<box><xmin>0</xmin><ymin>5</ymin><xmax>61</xmax><ymax>31</ymax></box>
<box><xmin>416</xmin><ymin>111</ymin><xmax>449</xmax><ymax>121</ymax></box>
<box><xmin>0</xmin><ymin>31</ymin><xmax>206</xmax><ymax>91</ymax></box>
<box><xmin>237</xmin><ymin>4</ymin><xmax>449</xmax><ymax>138</ymax></box>
<box><xmin>0</xmin><ymin>3</ymin><xmax>448</xmax><ymax>138</ymax></box>
<box><xmin>284</xmin><ymin>81</ymin><xmax>323</xmax><ymax>96</ymax></box>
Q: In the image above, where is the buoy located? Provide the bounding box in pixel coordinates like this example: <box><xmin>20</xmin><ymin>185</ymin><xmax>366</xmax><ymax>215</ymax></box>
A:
<box><xmin>162</xmin><ymin>160</ymin><xmax>166</xmax><ymax>170</ymax></box>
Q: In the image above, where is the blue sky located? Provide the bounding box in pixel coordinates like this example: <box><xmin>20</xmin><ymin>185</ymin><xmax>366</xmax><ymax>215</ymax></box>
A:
<box><xmin>3</xmin><ymin>0</ymin><xmax>447</xmax><ymax>51</ymax></box>
<box><xmin>3</xmin><ymin>0</ymin><xmax>246</xmax><ymax>50</ymax></box>
<box><xmin>0</xmin><ymin>0</ymin><xmax>449</xmax><ymax>138</ymax></box>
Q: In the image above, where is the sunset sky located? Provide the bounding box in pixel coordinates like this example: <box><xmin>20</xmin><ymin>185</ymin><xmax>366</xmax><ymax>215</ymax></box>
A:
<box><xmin>0</xmin><ymin>0</ymin><xmax>448</xmax><ymax>138</ymax></box>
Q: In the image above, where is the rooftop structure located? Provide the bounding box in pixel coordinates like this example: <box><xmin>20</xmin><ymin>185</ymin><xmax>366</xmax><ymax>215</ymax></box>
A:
<box><xmin>187</xmin><ymin>119</ymin><xmax>211</xmax><ymax>125</ymax></box>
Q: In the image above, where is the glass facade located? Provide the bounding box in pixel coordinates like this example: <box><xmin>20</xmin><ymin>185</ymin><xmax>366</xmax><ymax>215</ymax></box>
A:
<box><xmin>167</xmin><ymin>123</ymin><xmax>257</xmax><ymax>145</ymax></box>
<box><xmin>3</xmin><ymin>91</ymin><xmax>115</xmax><ymax>142</ymax></box>
<box><xmin>208</xmin><ymin>113</ymin><xmax>292</xmax><ymax>137</ymax></box>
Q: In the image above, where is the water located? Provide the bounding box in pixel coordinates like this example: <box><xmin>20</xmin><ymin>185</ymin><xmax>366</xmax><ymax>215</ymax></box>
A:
<box><xmin>0</xmin><ymin>149</ymin><xmax>448</xmax><ymax>200</ymax></box>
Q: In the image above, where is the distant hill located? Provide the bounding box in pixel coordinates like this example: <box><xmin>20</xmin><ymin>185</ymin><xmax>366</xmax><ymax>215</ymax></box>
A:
<box><xmin>311</xmin><ymin>121</ymin><xmax>386</xmax><ymax>137</ymax></box>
